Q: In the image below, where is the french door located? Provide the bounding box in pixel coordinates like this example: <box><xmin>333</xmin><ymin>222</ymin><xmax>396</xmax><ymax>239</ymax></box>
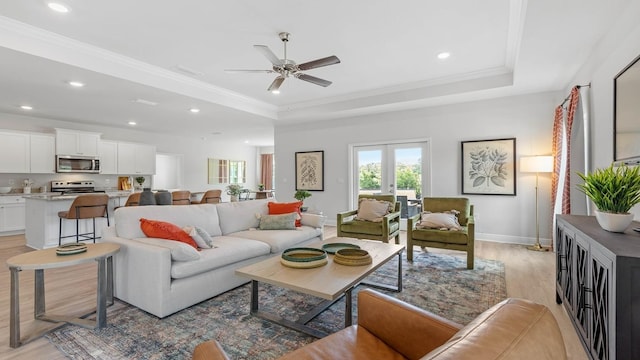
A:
<box><xmin>352</xmin><ymin>141</ymin><xmax>429</xmax><ymax>227</ymax></box>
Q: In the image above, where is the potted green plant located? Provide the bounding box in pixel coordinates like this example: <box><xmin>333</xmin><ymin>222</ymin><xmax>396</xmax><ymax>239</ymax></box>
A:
<box><xmin>226</xmin><ymin>184</ymin><xmax>243</xmax><ymax>202</ymax></box>
<box><xmin>135</xmin><ymin>176</ymin><xmax>145</xmax><ymax>190</ymax></box>
<box><xmin>258</xmin><ymin>183</ymin><xmax>265</xmax><ymax>191</ymax></box>
<box><xmin>577</xmin><ymin>164</ymin><xmax>640</xmax><ymax>232</ymax></box>
<box><xmin>294</xmin><ymin>190</ymin><xmax>312</xmax><ymax>211</ymax></box>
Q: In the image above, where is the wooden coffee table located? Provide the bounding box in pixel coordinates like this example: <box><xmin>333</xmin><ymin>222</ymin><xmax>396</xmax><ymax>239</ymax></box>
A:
<box><xmin>235</xmin><ymin>237</ymin><xmax>404</xmax><ymax>338</ymax></box>
<box><xmin>6</xmin><ymin>243</ymin><xmax>120</xmax><ymax>348</ymax></box>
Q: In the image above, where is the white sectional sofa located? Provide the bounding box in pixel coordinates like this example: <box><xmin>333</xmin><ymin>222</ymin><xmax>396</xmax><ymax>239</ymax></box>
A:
<box><xmin>101</xmin><ymin>199</ymin><xmax>324</xmax><ymax>318</ymax></box>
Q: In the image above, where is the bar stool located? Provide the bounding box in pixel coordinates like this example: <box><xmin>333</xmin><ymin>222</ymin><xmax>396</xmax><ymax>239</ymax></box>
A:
<box><xmin>193</xmin><ymin>189</ymin><xmax>222</xmax><ymax>204</ymax></box>
<box><xmin>124</xmin><ymin>192</ymin><xmax>141</xmax><ymax>206</ymax></box>
<box><xmin>171</xmin><ymin>190</ymin><xmax>191</xmax><ymax>205</ymax></box>
<box><xmin>58</xmin><ymin>194</ymin><xmax>110</xmax><ymax>245</ymax></box>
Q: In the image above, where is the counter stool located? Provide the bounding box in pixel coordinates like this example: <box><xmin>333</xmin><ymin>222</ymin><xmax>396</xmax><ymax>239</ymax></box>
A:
<box><xmin>171</xmin><ymin>190</ymin><xmax>191</xmax><ymax>205</ymax></box>
<box><xmin>193</xmin><ymin>189</ymin><xmax>222</xmax><ymax>204</ymax></box>
<box><xmin>58</xmin><ymin>194</ymin><xmax>110</xmax><ymax>245</ymax></box>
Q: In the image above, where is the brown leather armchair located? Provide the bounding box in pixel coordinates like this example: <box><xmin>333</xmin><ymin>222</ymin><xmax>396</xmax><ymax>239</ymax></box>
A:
<box><xmin>407</xmin><ymin>197</ymin><xmax>475</xmax><ymax>269</ymax></box>
<box><xmin>336</xmin><ymin>194</ymin><xmax>401</xmax><ymax>244</ymax></box>
<box><xmin>193</xmin><ymin>289</ymin><xmax>567</xmax><ymax>360</ymax></box>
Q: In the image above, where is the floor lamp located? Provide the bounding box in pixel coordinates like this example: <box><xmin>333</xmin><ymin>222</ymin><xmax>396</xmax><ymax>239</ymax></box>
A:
<box><xmin>520</xmin><ymin>155</ymin><xmax>554</xmax><ymax>251</ymax></box>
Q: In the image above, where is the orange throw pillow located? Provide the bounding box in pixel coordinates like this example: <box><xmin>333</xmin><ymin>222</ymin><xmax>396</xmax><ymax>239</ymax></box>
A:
<box><xmin>139</xmin><ymin>218</ymin><xmax>198</xmax><ymax>249</ymax></box>
<box><xmin>268</xmin><ymin>201</ymin><xmax>303</xmax><ymax>227</ymax></box>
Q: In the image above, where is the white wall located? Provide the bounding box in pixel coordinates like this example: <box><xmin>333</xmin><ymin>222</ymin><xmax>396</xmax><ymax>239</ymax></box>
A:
<box><xmin>0</xmin><ymin>113</ymin><xmax>259</xmax><ymax>201</ymax></box>
<box><xmin>568</xmin><ymin>0</ymin><xmax>640</xmax><ymax>219</ymax></box>
<box><xmin>275</xmin><ymin>91</ymin><xmax>562</xmax><ymax>245</ymax></box>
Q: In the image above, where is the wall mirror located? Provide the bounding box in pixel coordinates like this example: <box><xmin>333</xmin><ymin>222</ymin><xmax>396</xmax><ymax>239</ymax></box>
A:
<box><xmin>208</xmin><ymin>159</ymin><xmax>246</xmax><ymax>184</ymax></box>
<box><xmin>614</xmin><ymin>54</ymin><xmax>640</xmax><ymax>163</ymax></box>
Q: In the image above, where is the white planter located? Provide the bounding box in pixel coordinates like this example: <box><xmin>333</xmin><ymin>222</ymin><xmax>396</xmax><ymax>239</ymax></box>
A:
<box><xmin>594</xmin><ymin>210</ymin><xmax>634</xmax><ymax>233</ymax></box>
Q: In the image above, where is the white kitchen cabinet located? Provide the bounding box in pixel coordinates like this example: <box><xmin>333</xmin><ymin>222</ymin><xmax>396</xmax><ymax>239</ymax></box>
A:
<box><xmin>117</xmin><ymin>142</ymin><xmax>156</xmax><ymax>175</ymax></box>
<box><xmin>99</xmin><ymin>140</ymin><xmax>119</xmax><ymax>174</ymax></box>
<box><xmin>0</xmin><ymin>196</ymin><xmax>26</xmax><ymax>234</ymax></box>
<box><xmin>55</xmin><ymin>128</ymin><xmax>101</xmax><ymax>156</ymax></box>
<box><xmin>30</xmin><ymin>133</ymin><xmax>56</xmax><ymax>173</ymax></box>
<box><xmin>0</xmin><ymin>131</ymin><xmax>30</xmax><ymax>173</ymax></box>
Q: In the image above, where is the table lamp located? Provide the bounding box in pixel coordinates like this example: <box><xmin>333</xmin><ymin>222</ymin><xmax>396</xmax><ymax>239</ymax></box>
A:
<box><xmin>520</xmin><ymin>155</ymin><xmax>554</xmax><ymax>251</ymax></box>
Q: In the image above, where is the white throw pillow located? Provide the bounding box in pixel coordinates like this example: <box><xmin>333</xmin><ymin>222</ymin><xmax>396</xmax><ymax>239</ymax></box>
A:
<box><xmin>417</xmin><ymin>210</ymin><xmax>462</xmax><ymax>231</ymax></box>
<box><xmin>183</xmin><ymin>226</ymin><xmax>216</xmax><ymax>249</ymax></box>
<box><xmin>300</xmin><ymin>213</ymin><xmax>326</xmax><ymax>228</ymax></box>
<box><xmin>355</xmin><ymin>198</ymin><xmax>392</xmax><ymax>222</ymax></box>
<box><xmin>136</xmin><ymin>238</ymin><xmax>201</xmax><ymax>261</ymax></box>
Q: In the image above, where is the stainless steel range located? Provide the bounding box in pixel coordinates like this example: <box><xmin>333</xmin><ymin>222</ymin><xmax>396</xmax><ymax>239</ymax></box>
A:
<box><xmin>51</xmin><ymin>180</ymin><xmax>104</xmax><ymax>195</ymax></box>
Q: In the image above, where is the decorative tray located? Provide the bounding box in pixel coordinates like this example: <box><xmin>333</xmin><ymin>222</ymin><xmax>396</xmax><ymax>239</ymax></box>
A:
<box><xmin>322</xmin><ymin>242</ymin><xmax>361</xmax><ymax>254</ymax></box>
<box><xmin>56</xmin><ymin>243</ymin><xmax>88</xmax><ymax>256</ymax></box>
<box><xmin>281</xmin><ymin>247</ymin><xmax>328</xmax><ymax>269</ymax></box>
<box><xmin>334</xmin><ymin>248</ymin><xmax>372</xmax><ymax>266</ymax></box>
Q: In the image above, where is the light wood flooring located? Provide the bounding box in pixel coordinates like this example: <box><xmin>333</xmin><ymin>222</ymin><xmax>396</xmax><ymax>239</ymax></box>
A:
<box><xmin>0</xmin><ymin>228</ymin><xmax>588</xmax><ymax>359</ymax></box>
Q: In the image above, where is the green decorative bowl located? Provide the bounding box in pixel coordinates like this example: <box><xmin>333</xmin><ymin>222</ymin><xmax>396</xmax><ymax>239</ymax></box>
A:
<box><xmin>281</xmin><ymin>247</ymin><xmax>328</xmax><ymax>268</ymax></box>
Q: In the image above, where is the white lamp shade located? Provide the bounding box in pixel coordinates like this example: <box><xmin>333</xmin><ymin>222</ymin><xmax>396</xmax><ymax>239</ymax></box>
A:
<box><xmin>521</xmin><ymin>156</ymin><xmax>554</xmax><ymax>173</ymax></box>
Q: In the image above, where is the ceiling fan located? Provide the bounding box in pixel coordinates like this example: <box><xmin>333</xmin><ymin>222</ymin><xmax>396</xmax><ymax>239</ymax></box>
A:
<box><xmin>225</xmin><ymin>32</ymin><xmax>341</xmax><ymax>93</ymax></box>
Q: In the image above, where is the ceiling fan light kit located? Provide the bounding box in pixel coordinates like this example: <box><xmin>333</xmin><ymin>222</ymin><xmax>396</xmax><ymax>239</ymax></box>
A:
<box><xmin>226</xmin><ymin>32</ymin><xmax>340</xmax><ymax>93</ymax></box>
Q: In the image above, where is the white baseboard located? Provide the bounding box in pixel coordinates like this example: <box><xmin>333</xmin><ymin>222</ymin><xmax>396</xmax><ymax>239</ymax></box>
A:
<box><xmin>476</xmin><ymin>232</ymin><xmax>553</xmax><ymax>248</ymax></box>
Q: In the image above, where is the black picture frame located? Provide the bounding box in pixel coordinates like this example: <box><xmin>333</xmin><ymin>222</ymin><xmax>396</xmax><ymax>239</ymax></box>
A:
<box><xmin>461</xmin><ymin>138</ymin><xmax>516</xmax><ymax>195</ymax></box>
<box><xmin>295</xmin><ymin>151</ymin><xmax>324</xmax><ymax>191</ymax></box>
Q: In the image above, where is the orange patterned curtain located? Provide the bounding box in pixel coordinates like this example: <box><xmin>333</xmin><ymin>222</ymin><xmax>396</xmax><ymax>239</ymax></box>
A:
<box><xmin>260</xmin><ymin>154</ymin><xmax>273</xmax><ymax>190</ymax></box>
<box><xmin>561</xmin><ymin>87</ymin><xmax>580</xmax><ymax>214</ymax></box>
<box><xmin>551</xmin><ymin>105</ymin><xmax>564</xmax><ymax>216</ymax></box>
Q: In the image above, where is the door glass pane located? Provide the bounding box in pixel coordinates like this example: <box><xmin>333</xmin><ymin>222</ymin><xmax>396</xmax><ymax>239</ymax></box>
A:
<box><xmin>395</xmin><ymin>147</ymin><xmax>422</xmax><ymax>218</ymax></box>
<box><xmin>358</xmin><ymin>150</ymin><xmax>382</xmax><ymax>196</ymax></box>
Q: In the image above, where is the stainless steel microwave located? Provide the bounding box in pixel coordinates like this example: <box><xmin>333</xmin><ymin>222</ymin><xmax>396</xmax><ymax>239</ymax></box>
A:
<box><xmin>56</xmin><ymin>155</ymin><xmax>101</xmax><ymax>173</ymax></box>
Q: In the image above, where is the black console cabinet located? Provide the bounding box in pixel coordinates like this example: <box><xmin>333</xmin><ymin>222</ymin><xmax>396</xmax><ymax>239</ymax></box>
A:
<box><xmin>556</xmin><ymin>215</ymin><xmax>640</xmax><ymax>360</ymax></box>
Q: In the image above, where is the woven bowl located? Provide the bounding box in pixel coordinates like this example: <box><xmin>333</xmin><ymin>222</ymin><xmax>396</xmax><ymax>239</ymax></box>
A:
<box><xmin>334</xmin><ymin>248</ymin><xmax>372</xmax><ymax>266</ymax></box>
<box><xmin>281</xmin><ymin>247</ymin><xmax>328</xmax><ymax>269</ymax></box>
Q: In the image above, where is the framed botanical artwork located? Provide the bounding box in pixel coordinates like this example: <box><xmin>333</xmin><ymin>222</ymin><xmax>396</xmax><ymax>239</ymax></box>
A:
<box><xmin>295</xmin><ymin>150</ymin><xmax>324</xmax><ymax>191</ymax></box>
<box><xmin>461</xmin><ymin>138</ymin><xmax>516</xmax><ymax>195</ymax></box>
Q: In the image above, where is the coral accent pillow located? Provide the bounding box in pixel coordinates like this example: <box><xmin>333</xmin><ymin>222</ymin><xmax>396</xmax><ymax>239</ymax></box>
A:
<box><xmin>268</xmin><ymin>201</ymin><xmax>303</xmax><ymax>227</ymax></box>
<box><xmin>140</xmin><ymin>218</ymin><xmax>198</xmax><ymax>249</ymax></box>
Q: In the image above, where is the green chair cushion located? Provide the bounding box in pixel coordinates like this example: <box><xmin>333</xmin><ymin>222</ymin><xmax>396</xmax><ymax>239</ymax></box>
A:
<box><xmin>410</xmin><ymin>227</ymin><xmax>469</xmax><ymax>245</ymax></box>
<box><xmin>340</xmin><ymin>220</ymin><xmax>400</xmax><ymax>236</ymax></box>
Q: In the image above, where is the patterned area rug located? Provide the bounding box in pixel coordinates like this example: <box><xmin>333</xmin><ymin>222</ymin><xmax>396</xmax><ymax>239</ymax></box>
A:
<box><xmin>46</xmin><ymin>251</ymin><xmax>506</xmax><ymax>360</ymax></box>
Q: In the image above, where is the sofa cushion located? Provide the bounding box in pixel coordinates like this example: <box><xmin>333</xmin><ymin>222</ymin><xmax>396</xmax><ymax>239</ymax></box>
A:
<box><xmin>422</xmin><ymin>298</ymin><xmax>566</xmax><ymax>359</ymax></box>
<box><xmin>411</xmin><ymin>227</ymin><xmax>469</xmax><ymax>244</ymax></box>
<box><xmin>216</xmin><ymin>199</ymin><xmax>270</xmax><ymax>234</ymax></box>
<box><xmin>115</xmin><ymin>204</ymin><xmax>222</xmax><ymax>239</ymax></box>
<box><xmin>340</xmin><ymin>219</ymin><xmax>400</xmax><ymax>236</ymax></box>
<box><xmin>259</xmin><ymin>213</ymin><xmax>298</xmax><ymax>230</ymax></box>
<box><xmin>135</xmin><ymin>238</ymin><xmax>201</xmax><ymax>261</ymax></box>
<box><xmin>183</xmin><ymin>225</ymin><xmax>215</xmax><ymax>249</ymax></box>
<box><xmin>356</xmin><ymin>198</ymin><xmax>393</xmax><ymax>222</ymax></box>
<box><xmin>230</xmin><ymin>226</ymin><xmax>322</xmax><ymax>253</ymax></box>
<box><xmin>417</xmin><ymin>211</ymin><xmax>462</xmax><ymax>231</ymax></box>
<box><xmin>268</xmin><ymin>201</ymin><xmax>303</xmax><ymax>227</ymax></box>
<box><xmin>301</xmin><ymin>213</ymin><xmax>326</xmax><ymax>228</ymax></box>
<box><xmin>170</xmin><ymin>236</ymin><xmax>271</xmax><ymax>279</ymax></box>
<box><xmin>140</xmin><ymin>218</ymin><xmax>198</xmax><ymax>249</ymax></box>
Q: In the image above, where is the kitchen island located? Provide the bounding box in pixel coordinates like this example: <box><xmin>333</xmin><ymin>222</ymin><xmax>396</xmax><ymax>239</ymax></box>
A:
<box><xmin>24</xmin><ymin>192</ymin><xmax>131</xmax><ymax>249</ymax></box>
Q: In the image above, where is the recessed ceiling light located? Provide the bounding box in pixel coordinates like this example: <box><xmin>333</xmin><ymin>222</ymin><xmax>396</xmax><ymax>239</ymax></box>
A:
<box><xmin>20</xmin><ymin>105</ymin><xmax>33</xmax><ymax>110</ymax></box>
<box><xmin>128</xmin><ymin>121</ymin><xmax>137</xmax><ymax>126</ymax></box>
<box><xmin>244</xmin><ymin>140</ymin><xmax>250</xmax><ymax>144</ymax></box>
<box><xmin>68</xmin><ymin>81</ymin><xmax>84</xmax><ymax>87</ymax></box>
<box><xmin>437</xmin><ymin>52</ymin><xmax>451</xmax><ymax>60</ymax></box>
<box><xmin>189</xmin><ymin>108</ymin><xmax>200</xmax><ymax>113</ymax></box>
<box><xmin>132</xmin><ymin>98</ymin><xmax>158</xmax><ymax>106</ymax></box>
<box><xmin>47</xmin><ymin>2</ymin><xmax>70</xmax><ymax>13</ymax></box>
<box><xmin>271</xmin><ymin>90</ymin><xmax>280</xmax><ymax>94</ymax></box>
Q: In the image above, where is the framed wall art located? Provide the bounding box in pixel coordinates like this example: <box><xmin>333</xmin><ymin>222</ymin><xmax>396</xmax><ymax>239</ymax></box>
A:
<box><xmin>295</xmin><ymin>150</ymin><xmax>324</xmax><ymax>191</ymax></box>
<box><xmin>461</xmin><ymin>138</ymin><xmax>516</xmax><ymax>195</ymax></box>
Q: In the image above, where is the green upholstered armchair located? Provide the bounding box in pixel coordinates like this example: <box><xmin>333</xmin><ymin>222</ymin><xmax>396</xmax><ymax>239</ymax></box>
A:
<box><xmin>337</xmin><ymin>194</ymin><xmax>401</xmax><ymax>244</ymax></box>
<box><xmin>407</xmin><ymin>197</ymin><xmax>475</xmax><ymax>269</ymax></box>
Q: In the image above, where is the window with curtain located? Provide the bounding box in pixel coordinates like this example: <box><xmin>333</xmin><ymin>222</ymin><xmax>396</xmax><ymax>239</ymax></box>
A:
<box><xmin>260</xmin><ymin>153</ymin><xmax>274</xmax><ymax>190</ymax></box>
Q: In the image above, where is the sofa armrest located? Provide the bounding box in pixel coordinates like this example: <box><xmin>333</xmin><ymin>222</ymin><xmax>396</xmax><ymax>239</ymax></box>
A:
<box><xmin>102</xmin><ymin>227</ymin><xmax>173</xmax><ymax>317</ymax></box>
<box><xmin>337</xmin><ymin>209</ymin><xmax>358</xmax><ymax>224</ymax></box>
<box><xmin>358</xmin><ymin>289</ymin><xmax>463</xmax><ymax>359</ymax></box>
<box><xmin>192</xmin><ymin>340</ymin><xmax>230</xmax><ymax>360</ymax></box>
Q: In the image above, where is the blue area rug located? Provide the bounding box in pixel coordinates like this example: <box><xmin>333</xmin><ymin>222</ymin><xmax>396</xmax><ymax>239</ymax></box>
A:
<box><xmin>46</xmin><ymin>251</ymin><xmax>506</xmax><ymax>359</ymax></box>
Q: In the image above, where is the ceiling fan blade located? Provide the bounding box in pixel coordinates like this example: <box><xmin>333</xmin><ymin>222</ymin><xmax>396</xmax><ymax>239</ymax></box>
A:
<box><xmin>298</xmin><ymin>55</ymin><xmax>341</xmax><ymax>71</ymax></box>
<box><xmin>224</xmin><ymin>69</ymin><xmax>274</xmax><ymax>74</ymax></box>
<box><xmin>254</xmin><ymin>45</ymin><xmax>282</xmax><ymax>66</ymax></box>
<box><xmin>267</xmin><ymin>76</ymin><xmax>285</xmax><ymax>92</ymax></box>
<box><xmin>295</xmin><ymin>73</ymin><xmax>332</xmax><ymax>87</ymax></box>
